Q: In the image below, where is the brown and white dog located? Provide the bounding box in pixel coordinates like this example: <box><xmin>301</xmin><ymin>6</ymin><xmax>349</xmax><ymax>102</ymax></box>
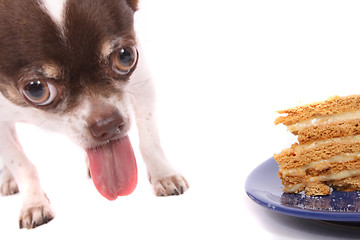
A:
<box><xmin>0</xmin><ymin>0</ymin><xmax>189</xmax><ymax>229</ymax></box>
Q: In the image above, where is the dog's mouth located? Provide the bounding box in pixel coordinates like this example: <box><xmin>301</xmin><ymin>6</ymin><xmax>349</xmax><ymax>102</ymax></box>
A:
<box><xmin>86</xmin><ymin>136</ymin><xmax>137</xmax><ymax>200</ymax></box>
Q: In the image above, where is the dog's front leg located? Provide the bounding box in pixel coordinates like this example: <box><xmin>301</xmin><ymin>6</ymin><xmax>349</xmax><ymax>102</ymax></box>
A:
<box><xmin>0</xmin><ymin>122</ymin><xmax>54</xmax><ymax>229</ymax></box>
<box><xmin>129</xmin><ymin>54</ymin><xmax>189</xmax><ymax>196</ymax></box>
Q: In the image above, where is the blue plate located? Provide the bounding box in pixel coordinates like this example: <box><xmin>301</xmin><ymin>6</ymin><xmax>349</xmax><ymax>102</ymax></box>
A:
<box><xmin>245</xmin><ymin>157</ymin><xmax>360</xmax><ymax>222</ymax></box>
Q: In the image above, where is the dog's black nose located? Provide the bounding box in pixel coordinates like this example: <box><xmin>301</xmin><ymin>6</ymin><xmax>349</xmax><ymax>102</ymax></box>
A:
<box><xmin>89</xmin><ymin>111</ymin><xmax>125</xmax><ymax>141</ymax></box>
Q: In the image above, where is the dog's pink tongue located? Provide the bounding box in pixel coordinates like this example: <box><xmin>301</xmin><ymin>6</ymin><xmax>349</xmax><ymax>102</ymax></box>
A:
<box><xmin>86</xmin><ymin>136</ymin><xmax>137</xmax><ymax>200</ymax></box>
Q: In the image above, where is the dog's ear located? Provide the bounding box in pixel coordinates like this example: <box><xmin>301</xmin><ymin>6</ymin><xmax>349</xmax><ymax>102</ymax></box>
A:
<box><xmin>126</xmin><ymin>0</ymin><xmax>138</xmax><ymax>11</ymax></box>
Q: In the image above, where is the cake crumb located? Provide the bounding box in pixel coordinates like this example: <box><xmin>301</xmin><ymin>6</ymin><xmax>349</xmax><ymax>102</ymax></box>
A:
<box><xmin>305</xmin><ymin>182</ymin><xmax>331</xmax><ymax>196</ymax></box>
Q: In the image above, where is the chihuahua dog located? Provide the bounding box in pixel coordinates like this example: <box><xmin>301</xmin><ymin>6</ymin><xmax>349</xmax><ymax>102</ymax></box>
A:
<box><xmin>0</xmin><ymin>0</ymin><xmax>189</xmax><ymax>229</ymax></box>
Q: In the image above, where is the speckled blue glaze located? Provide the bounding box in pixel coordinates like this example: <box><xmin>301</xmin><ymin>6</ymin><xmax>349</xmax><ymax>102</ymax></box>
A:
<box><xmin>245</xmin><ymin>157</ymin><xmax>360</xmax><ymax>222</ymax></box>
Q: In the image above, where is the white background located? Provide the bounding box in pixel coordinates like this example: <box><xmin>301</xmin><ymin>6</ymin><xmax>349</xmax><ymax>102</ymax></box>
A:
<box><xmin>2</xmin><ymin>0</ymin><xmax>360</xmax><ymax>239</ymax></box>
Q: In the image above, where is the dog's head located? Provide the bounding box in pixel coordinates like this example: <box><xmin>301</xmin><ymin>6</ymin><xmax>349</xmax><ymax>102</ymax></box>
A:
<box><xmin>0</xmin><ymin>0</ymin><xmax>139</xmax><ymax>148</ymax></box>
<box><xmin>0</xmin><ymin>0</ymin><xmax>141</xmax><ymax>199</ymax></box>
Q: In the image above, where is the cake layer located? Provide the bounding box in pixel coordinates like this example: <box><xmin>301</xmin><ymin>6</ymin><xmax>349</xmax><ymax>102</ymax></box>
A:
<box><xmin>327</xmin><ymin>176</ymin><xmax>360</xmax><ymax>191</ymax></box>
<box><xmin>274</xmin><ymin>135</ymin><xmax>360</xmax><ymax>169</ymax></box>
<box><xmin>280</xmin><ymin>153</ymin><xmax>360</xmax><ymax>178</ymax></box>
<box><xmin>281</xmin><ymin>179</ymin><xmax>331</xmax><ymax>195</ymax></box>
<box><xmin>287</xmin><ymin>111</ymin><xmax>360</xmax><ymax>133</ymax></box>
<box><xmin>282</xmin><ymin>170</ymin><xmax>360</xmax><ymax>195</ymax></box>
<box><xmin>296</xmin><ymin>119</ymin><xmax>360</xmax><ymax>144</ymax></box>
<box><xmin>275</xmin><ymin>95</ymin><xmax>360</xmax><ymax>126</ymax></box>
<box><xmin>282</xmin><ymin>159</ymin><xmax>360</xmax><ymax>184</ymax></box>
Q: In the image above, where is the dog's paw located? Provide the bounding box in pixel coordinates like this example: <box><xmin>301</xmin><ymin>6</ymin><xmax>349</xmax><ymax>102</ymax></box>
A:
<box><xmin>0</xmin><ymin>177</ymin><xmax>19</xmax><ymax>196</ymax></box>
<box><xmin>151</xmin><ymin>174</ymin><xmax>189</xmax><ymax>196</ymax></box>
<box><xmin>19</xmin><ymin>197</ymin><xmax>54</xmax><ymax>229</ymax></box>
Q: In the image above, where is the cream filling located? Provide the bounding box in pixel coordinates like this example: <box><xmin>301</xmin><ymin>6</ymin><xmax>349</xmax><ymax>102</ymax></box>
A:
<box><xmin>287</xmin><ymin>110</ymin><xmax>360</xmax><ymax>132</ymax></box>
<box><xmin>281</xmin><ymin>152</ymin><xmax>360</xmax><ymax>192</ymax></box>
<box><xmin>283</xmin><ymin>183</ymin><xmax>304</xmax><ymax>193</ymax></box>
<box><xmin>317</xmin><ymin>169</ymin><xmax>360</xmax><ymax>182</ymax></box>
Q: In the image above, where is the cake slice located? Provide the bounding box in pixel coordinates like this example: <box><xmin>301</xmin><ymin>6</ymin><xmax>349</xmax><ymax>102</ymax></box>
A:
<box><xmin>274</xmin><ymin>95</ymin><xmax>360</xmax><ymax>196</ymax></box>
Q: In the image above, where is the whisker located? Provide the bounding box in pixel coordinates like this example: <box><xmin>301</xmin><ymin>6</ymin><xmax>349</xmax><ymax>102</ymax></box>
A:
<box><xmin>128</xmin><ymin>77</ymin><xmax>152</xmax><ymax>87</ymax></box>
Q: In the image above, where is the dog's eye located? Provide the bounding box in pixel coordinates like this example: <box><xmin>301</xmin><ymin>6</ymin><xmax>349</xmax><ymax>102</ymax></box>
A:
<box><xmin>21</xmin><ymin>80</ymin><xmax>58</xmax><ymax>106</ymax></box>
<box><xmin>113</xmin><ymin>46</ymin><xmax>137</xmax><ymax>75</ymax></box>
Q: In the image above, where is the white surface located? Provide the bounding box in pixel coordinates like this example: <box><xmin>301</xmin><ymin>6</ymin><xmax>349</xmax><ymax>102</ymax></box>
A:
<box><xmin>2</xmin><ymin>0</ymin><xmax>360</xmax><ymax>238</ymax></box>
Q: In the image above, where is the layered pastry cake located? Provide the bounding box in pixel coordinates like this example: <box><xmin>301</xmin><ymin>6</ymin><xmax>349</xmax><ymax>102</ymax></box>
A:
<box><xmin>274</xmin><ymin>95</ymin><xmax>360</xmax><ymax>196</ymax></box>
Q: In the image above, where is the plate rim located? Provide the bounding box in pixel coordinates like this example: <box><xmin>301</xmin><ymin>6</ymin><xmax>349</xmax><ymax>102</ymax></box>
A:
<box><xmin>245</xmin><ymin>157</ymin><xmax>360</xmax><ymax>222</ymax></box>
